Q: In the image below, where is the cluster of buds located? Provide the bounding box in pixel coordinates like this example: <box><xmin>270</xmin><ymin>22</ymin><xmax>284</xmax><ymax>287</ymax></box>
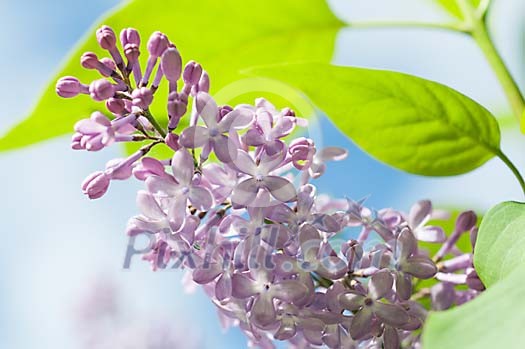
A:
<box><xmin>57</xmin><ymin>25</ymin><xmax>483</xmax><ymax>349</ymax></box>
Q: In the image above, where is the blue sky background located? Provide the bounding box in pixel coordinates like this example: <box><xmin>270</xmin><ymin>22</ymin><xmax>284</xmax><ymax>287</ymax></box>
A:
<box><xmin>0</xmin><ymin>0</ymin><xmax>523</xmax><ymax>348</ymax></box>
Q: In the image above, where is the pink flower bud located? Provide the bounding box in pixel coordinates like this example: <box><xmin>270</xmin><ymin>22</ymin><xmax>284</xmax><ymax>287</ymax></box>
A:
<box><xmin>80</xmin><ymin>52</ymin><xmax>99</xmax><ymax>69</ymax></box>
<box><xmin>161</xmin><ymin>47</ymin><xmax>182</xmax><ymax>82</ymax></box>
<box><xmin>106</xmin><ymin>98</ymin><xmax>127</xmax><ymax>115</ymax></box>
<box><xmin>147</xmin><ymin>31</ymin><xmax>169</xmax><ymax>57</ymax></box>
<box><xmin>219</xmin><ymin>105</ymin><xmax>233</xmax><ymax>119</ymax></box>
<box><xmin>165</xmin><ymin>133</ymin><xmax>180</xmax><ymax>151</ymax></box>
<box><xmin>455</xmin><ymin>211</ymin><xmax>477</xmax><ymax>233</ymax></box>
<box><xmin>124</xmin><ymin>43</ymin><xmax>140</xmax><ymax>62</ymax></box>
<box><xmin>89</xmin><ymin>79</ymin><xmax>115</xmax><ymax>101</ymax></box>
<box><xmin>96</xmin><ymin>25</ymin><xmax>117</xmax><ymax>50</ymax></box>
<box><xmin>133</xmin><ymin>157</ymin><xmax>166</xmax><ymax>180</ymax></box>
<box><xmin>167</xmin><ymin>92</ymin><xmax>188</xmax><ymax>129</ymax></box>
<box><xmin>183</xmin><ymin>61</ymin><xmax>202</xmax><ymax>86</ymax></box>
<box><xmin>131</xmin><ymin>87</ymin><xmax>153</xmax><ymax>109</ymax></box>
<box><xmin>192</xmin><ymin>70</ymin><xmax>209</xmax><ymax>95</ymax></box>
<box><xmin>100</xmin><ymin>57</ymin><xmax>116</xmax><ymax>72</ymax></box>
<box><xmin>56</xmin><ymin>76</ymin><xmax>84</xmax><ymax>98</ymax></box>
<box><xmin>81</xmin><ymin>171</ymin><xmax>110</xmax><ymax>199</ymax></box>
<box><xmin>120</xmin><ymin>28</ymin><xmax>140</xmax><ymax>47</ymax></box>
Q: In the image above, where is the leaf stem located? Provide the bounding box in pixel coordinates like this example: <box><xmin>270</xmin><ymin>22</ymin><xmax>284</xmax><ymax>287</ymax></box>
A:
<box><xmin>496</xmin><ymin>150</ymin><xmax>525</xmax><ymax>197</ymax></box>
<box><xmin>458</xmin><ymin>0</ymin><xmax>525</xmax><ymax>122</ymax></box>
<box><xmin>347</xmin><ymin>20</ymin><xmax>469</xmax><ymax>33</ymax></box>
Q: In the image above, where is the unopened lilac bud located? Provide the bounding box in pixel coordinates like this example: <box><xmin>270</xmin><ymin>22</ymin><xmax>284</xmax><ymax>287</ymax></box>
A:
<box><xmin>124</xmin><ymin>43</ymin><xmax>140</xmax><ymax>62</ymax></box>
<box><xmin>167</xmin><ymin>92</ymin><xmax>188</xmax><ymax>129</ymax></box>
<box><xmin>133</xmin><ymin>157</ymin><xmax>166</xmax><ymax>181</ymax></box>
<box><xmin>131</xmin><ymin>87</ymin><xmax>153</xmax><ymax>109</ymax></box>
<box><xmin>161</xmin><ymin>47</ymin><xmax>182</xmax><ymax>82</ymax></box>
<box><xmin>193</xmin><ymin>70</ymin><xmax>210</xmax><ymax>94</ymax></box>
<box><xmin>183</xmin><ymin>61</ymin><xmax>202</xmax><ymax>86</ymax></box>
<box><xmin>71</xmin><ymin>132</ymin><xmax>83</xmax><ymax>150</ymax></box>
<box><xmin>56</xmin><ymin>76</ymin><xmax>86</xmax><ymax>98</ymax></box>
<box><xmin>470</xmin><ymin>227</ymin><xmax>478</xmax><ymax>249</ymax></box>
<box><xmin>466</xmin><ymin>269</ymin><xmax>485</xmax><ymax>291</ymax></box>
<box><xmin>81</xmin><ymin>171</ymin><xmax>110</xmax><ymax>199</ymax></box>
<box><xmin>455</xmin><ymin>211</ymin><xmax>477</xmax><ymax>233</ymax></box>
<box><xmin>165</xmin><ymin>133</ymin><xmax>180</xmax><ymax>151</ymax></box>
<box><xmin>96</xmin><ymin>25</ymin><xmax>117</xmax><ymax>50</ymax></box>
<box><xmin>81</xmin><ymin>52</ymin><xmax>115</xmax><ymax>77</ymax></box>
<box><xmin>105</xmin><ymin>158</ymin><xmax>133</xmax><ymax>180</ymax></box>
<box><xmin>431</xmin><ymin>283</ymin><xmax>455</xmax><ymax>310</ymax></box>
<box><xmin>89</xmin><ymin>79</ymin><xmax>115</xmax><ymax>101</ymax></box>
<box><xmin>218</xmin><ymin>105</ymin><xmax>233</xmax><ymax>119</ymax></box>
<box><xmin>80</xmin><ymin>52</ymin><xmax>100</xmax><ymax>69</ymax></box>
<box><xmin>147</xmin><ymin>31</ymin><xmax>169</xmax><ymax>57</ymax></box>
<box><xmin>100</xmin><ymin>57</ymin><xmax>116</xmax><ymax>72</ymax></box>
<box><xmin>282</xmin><ymin>107</ymin><xmax>295</xmax><ymax>117</ymax></box>
<box><xmin>106</xmin><ymin>98</ymin><xmax>127</xmax><ymax>115</ymax></box>
<box><xmin>120</xmin><ymin>28</ymin><xmax>140</xmax><ymax>47</ymax></box>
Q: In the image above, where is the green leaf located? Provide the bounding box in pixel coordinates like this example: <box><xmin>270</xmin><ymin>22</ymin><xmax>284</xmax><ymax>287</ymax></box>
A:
<box><xmin>422</xmin><ymin>265</ymin><xmax>525</xmax><ymax>349</ymax></box>
<box><xmin>473</xmin><ymin>201</ymin><xmax>525</xmax><ymax>287</ymax></box>
<box><xmin>0</xmin><ymin>0</ymin><xmax>342</xmax><ymax>152</ymax></box>
<box><xmin>434</xmin><ymin>0</ymin><xmax>482</xmax><ymax>19</ymax></box>
<box><xmin>250</xmin><ymin>63</ymin><xmax>501</xmax><ymax>176</ymax></box>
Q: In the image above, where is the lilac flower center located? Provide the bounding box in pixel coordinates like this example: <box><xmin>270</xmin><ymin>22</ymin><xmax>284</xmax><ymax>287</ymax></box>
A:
<box><xmin>181</xmin><ymin>186</ymin><xmax>189</xmax><ymax>195</ymax></box>
<box><xmin>209</xmin><ymin>128</ymin><xmax>219</xmax><ymax>137</ymax></box>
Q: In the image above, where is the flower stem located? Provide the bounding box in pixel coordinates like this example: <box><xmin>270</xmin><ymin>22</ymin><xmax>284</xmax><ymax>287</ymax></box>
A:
<box><xmin>458</xmin><ymin>0</ymin><xmax>525</xmax><ymax>122</ymax></box>
<box><xmin>143</xmin><ymin>109</ymin><xmax>167</xmax><ymax>138</ymax></box>
<box><xmin>496</xmin><ymin>150</ymin><xmax>525</xmax><ymax>197</ymax></box>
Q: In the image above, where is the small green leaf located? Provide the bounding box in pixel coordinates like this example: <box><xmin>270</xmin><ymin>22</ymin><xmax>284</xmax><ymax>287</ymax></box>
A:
<box><xmin>251</xmin><ymin>63</ymin><xmax>501</xmax><ymax>176</ymax></box>
<box><xmin>0</xmin><ymin>0</ymin><xmax>342</xmax><ymax>152</ymax></box>
<box><xmin>423</xmin><ymin>265</ymin><xmax>525</xmax><ymax>349</ymax></box>
<box><xmin>434</xmin><ymin>0</ymin><xmax>482</xmax><ymax>19</ymax></box>
<box><xmin>473</xmin><ymin>201</ymin><xmax>525</xmax><ymax>287</ymax></box>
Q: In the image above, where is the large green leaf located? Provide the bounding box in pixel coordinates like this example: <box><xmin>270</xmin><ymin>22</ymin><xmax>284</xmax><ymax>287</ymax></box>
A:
<box><xmin>250</xmin><ymin>63</ymin><xmax>501</xmax><ymax>176</ymax></box>
<box><xmin>422</xmin><ymin>265</ymin><xmax>525</xmax><ymax>349</ymax></box>
<box><xmin>0</xmin><ymin>0</ymin><xmax>343</xmax><ymax>152</ymax></box>
<box><xmin>434</xmin><ymin>0</ymin><xmax>482</xmax><ymax>19</ymax></box>
<box><xmin>473</xmin><ymin>201</ymin><xmax>525</xmax><ymax>287</ymax></box>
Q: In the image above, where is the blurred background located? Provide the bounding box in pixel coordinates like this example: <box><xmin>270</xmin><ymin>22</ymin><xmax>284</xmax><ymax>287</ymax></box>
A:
<box><xmin>0</xmin><ymin>0</ymin><xmax>523</xmax><ymax>347</ymax></box>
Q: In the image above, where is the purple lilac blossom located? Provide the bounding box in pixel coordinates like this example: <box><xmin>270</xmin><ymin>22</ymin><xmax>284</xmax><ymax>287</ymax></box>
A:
<box><xmin>57</xmin><ymin>25</ymin><xmax>485</xmax><ymax>349</ymax></box>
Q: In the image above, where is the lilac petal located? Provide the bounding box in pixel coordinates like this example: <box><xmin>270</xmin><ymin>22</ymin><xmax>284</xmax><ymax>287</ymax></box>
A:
<box><xmin>167</xmin><ymin>196</ymin><xmax>188</xmax><ymax>232</ymax></box>
<box><xmin>251</xmin><ymin>294</ymin><xmax>277</xmax><ymax>327</ymax></box>
<box><xmin>263</xmin><ymin>176</ymin><xmax>296</xmax><ymax>202</ymax></box>
<box><xmin>265</xmin><ymin>140</ymin><xmax>285</xmax><ymax>156</ymax></box>
<box><xmin>233</xmin><ymin>150</ymin><xmax>257</xmax><ymax>175</ymax></box>
<box><xmin>212</xmin><ymin>135</ymin><xmax>237</xmax><ymax>163</ymax></box>
<box><xmin>259</xmin><ymin>152</ymin><xmax>285</xmax><ymax>173</ymax></box>
<box><xmin>311</xmin><ymin>214</ymin><xmax>341</xmax><ymax>232</ymax></box>
<box><xmin>383</xmin><ymin>326</ymin><xmax>400</xmax><ymax>349</ymax></box>
<box><xmin>146</xmin><ymin>176</ymin><xmax>178</xmax><ymax>196</ymax></box>
<box><xmin>179</xmin><ymin>125</ymin><xmax>210</xmax><ymax>148</ymax></box>
<box><xmin>301</xmin><ymin>319</ymin><xmax>325</xmax><ymax>345</ymax></box>
<box><xmin>402</xmin><ymin>256</ymin><xmax>437</xmax><ymax>279</ymax></box>
<box><xmin>374</xmin><ymin>303</ymin><xmax>409</xmax><ymax>327</ymax></box>
<box><xmin>299</xmin><ymin>224</ymin><xmax>321</xmax><ymax>262</ymax></box>
<box><xmin>271</xmin><ymin>280</ymin><xmax>308</xmax><ymax>303</ymax></box>
<box><xmin>408</xmin><ymin>200</ymin><xmax>432</xmax><ymax>227</ymax></box>
<box><xmin>317</xmin><ymin>256</ymin><xmax>348</xmax><ymax>280</ymax></box>
<box><xmin>171</xmin><ymin>149</ymin><xmax>194</xmax><ymax>184</ymax></box>
<box><xmin>243</xmin><ymin>129</ymin><xmax>265</xmax><ymax>146</ymax></box>
<box><xmin>338</xmin><ymin>292</ymin><xmax>365</xmax><ymax>311</ymax></box>
<box><xmin>350</xmin><ymin>307</ymin><xmax>373</xmax><ymax>340</ymax></box>
<box><xmin>127</xmin><ymin>216</ymin><xmax>165</xmax><ymax>236</ymax></box>
<box><xmin>219</xmin><ymin>108</ymin><xmax>254</xmax><ymax>131</ymax></box>
<box><xmin>231</xmin><ymin>273</ymin><xmax>259</xmax><ymax>299</ymax></box>
<box><xmin>195</xmin><ymin>92</ymin><xmax>218</xmax><ymax>127</ymax></box>
<box><xmin>271</xmin><ymin>117</ymin><xmax>295</xmax><ymax>138</ymax></box>
<box><xmin>256</xmin><ymin>110</ymin><xmax>273</xmax><ymax>134</ymax></box>
<box><xmin>266</xmin><ymin>204</ymin><xmax>294</xmax><ymax>223</ymax></box>
<box><xmin>397</xmin><ymin>228</ymin><xmax>417</xmax><ymax>260</ymax></box>
<box><xmin>274</xmin><ymin>318</ymin><xmax>297</xmax><ymax>341</ymax></box>
<box><xmin>189</xmin><ymin>186</ymin><xmax>214</xmax><ymax>211</ymax></box>
<box><xmin>74</xmin><ymin>119</ymin><xmax>106</xmax><ymax>134</ymax></box>
<box><xmin>319</xmin><ymin>147</ymin><xmax>348</xmax><ymax>162</ymax></box>
<box><xmin>192</xmin><ymin>263</ymin><xmax>222</xmax><ymax>284</ymax></box>
<box><xmin>395</xmin><ymin>272</ymin><xmax>412</xmax><ymax>301</ymax></box>
<box><xmin>136</xmin><ymin>190</ymin><xmax>165</xmax><ymax>220</ymax></box>
<box><xmin>369</xmin><ymin>269</ymin><xmax>394</xmax><ymax>300</ymax></box>
<box><xmin>415</xmin><ymin>226</ymin><xmax>446</xmax><ymax>242</ymax></box>
<box><xmin>231</xmin><ymin>178</ymin><xmax>259</xmax><ymax>206</ymax></box>
<box><xmin>215</xmin><ymin>273</ymin><xmax>232</xmax><ymax>301</ymax></box>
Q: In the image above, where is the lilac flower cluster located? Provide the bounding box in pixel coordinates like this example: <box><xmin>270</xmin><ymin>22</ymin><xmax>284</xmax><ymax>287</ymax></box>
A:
<box><xmin>57</xmin><ymin>26</ymin><xmax>484</xmax><ymax>348</ymax></box>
